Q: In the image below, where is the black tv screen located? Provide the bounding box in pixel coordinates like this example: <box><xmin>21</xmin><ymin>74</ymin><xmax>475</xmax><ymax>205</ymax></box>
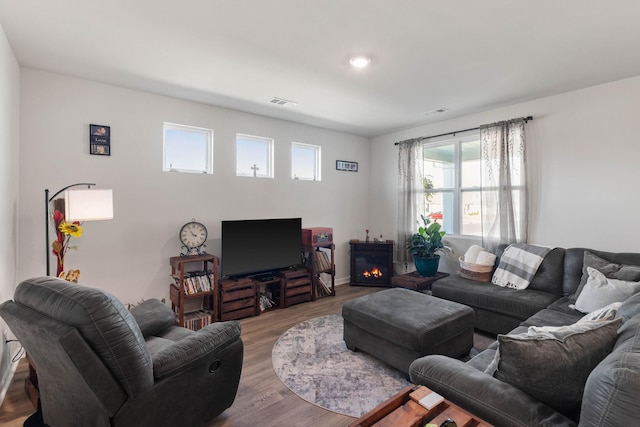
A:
<box><xmin>221</xmin><ymin>218</ymin><xmax>302</xmax><ymax>277</ymax></box>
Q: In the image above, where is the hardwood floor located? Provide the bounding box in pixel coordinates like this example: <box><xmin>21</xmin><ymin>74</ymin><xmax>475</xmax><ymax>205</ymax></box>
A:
<box><xmin>0</xmin><ymin>285</ymin><xmax>495</xmax><ymax>427</ymax></box>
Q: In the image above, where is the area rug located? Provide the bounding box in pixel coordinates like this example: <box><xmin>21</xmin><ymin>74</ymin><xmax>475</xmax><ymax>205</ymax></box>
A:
<box><xmin>272</xmin><ymin>314</ymin><xmax>411</xmax><ymax>418</ymax></box>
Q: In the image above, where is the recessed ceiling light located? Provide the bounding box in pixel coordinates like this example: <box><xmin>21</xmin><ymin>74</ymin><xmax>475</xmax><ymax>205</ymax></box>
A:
<box><xmin>349</xmin><ymin>55</ymin><xmax>371</xmax><ymax>69</ymax></box>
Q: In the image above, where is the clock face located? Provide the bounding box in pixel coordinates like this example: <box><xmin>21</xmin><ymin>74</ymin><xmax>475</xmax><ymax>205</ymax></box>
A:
<box><xmin>180</xmin><ymin>221</ymin><xmax>208</xmax><ymax>249</ymax></box>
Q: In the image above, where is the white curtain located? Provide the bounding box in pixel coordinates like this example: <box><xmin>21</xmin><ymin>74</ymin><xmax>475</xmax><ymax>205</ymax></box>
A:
<box><xmin>396</xmin><ymin>139</ymin><xmax>424</xmax><ymax>264</ymax></box>
<box><xmin>480</xmin><ymin>118</ymin><xmax>528</xmax><ymax>252</ymax></box>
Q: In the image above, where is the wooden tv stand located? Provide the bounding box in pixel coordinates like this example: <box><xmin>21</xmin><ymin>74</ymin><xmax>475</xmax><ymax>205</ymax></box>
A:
<box><xmin>218</xmin><ymin>268</ymin><xmax>313</xmax><ymax>319</ymax></box>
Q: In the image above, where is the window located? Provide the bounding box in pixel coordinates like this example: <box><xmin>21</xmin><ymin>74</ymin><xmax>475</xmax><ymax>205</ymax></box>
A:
<box><xmin>236</xmin><ymin>134</ymin><xmax>274</xmax><ymax>178</ymax></box>
<box><xmin>423</xmin><ymin>134</ymin><xmax>481</xmax><ymax>236</ymax></box>
<box><xmin>291</xmin><ymin>142</ymin><xmax>321</xmax><ymax>181</ymax></box>
<box><xmin>163</xmin><ymin>123</ymin><xmax>213</xmax><ymax>174</ymax></box>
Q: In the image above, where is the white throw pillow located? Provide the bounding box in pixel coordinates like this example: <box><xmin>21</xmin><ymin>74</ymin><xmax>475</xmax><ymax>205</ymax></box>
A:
<box><xmin>573</xmin><ymin>267</ymin><xmax>640</xmax><ymax>313</ymax></box>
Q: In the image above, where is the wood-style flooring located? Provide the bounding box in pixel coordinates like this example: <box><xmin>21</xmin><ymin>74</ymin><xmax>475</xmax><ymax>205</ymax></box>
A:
<box><xmin>0</xmin><ymin>285</ymin><xmax>495</xmax><ymax>427</ymax></box>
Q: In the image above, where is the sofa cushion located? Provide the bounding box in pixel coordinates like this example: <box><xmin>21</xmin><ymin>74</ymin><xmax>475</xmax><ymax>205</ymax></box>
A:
<box><xmin>579</xmin><ymin>315</ymin><xmax>640</xmax><ymax>426</ymax></box>
<box><xmin>545</xmin><ymin>296</ymin><xmax>578</xmax><ymax>315</ymax></box>
<box><xmin>616</xmin><ymin>292</ymin><xmax>640</xmax><ymax>323</ymax></box>
<box><xmin>564</xmin><ymin>249</ymin><xmax>640</xmax><ymax>299</ymax></box>
<box><xmin>573</xmin><ymin>267</ymin><xmax>640</xmax><ymax>313</ymax></box>
<box><xmin>574</xmin><ymin>251</ymin><xmax>640</xmax><ymax>300</ymax></box>
<box><xmin>520</xmin><ymin>307</ymin><xmax>582</xmax><ymax>328</ymax></box>
<box><xmin>433</xmin><ymin>277</ymin><xmax>559</xmax><ymax>321</ymax></box>
<box><xmin>484</xmin><ymin>319</ymin><xmax>622</xmax><ymax>417</ymax></box>
<box><xmin>527</xmin><ymin>247</ymin><xmax>566</xmax><ymax>295</ymax></box>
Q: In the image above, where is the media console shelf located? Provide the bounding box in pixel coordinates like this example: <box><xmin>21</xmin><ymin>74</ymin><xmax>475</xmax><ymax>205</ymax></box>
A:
<box><xmin>222</xmin><ymin>268</ymin><xmax>313</xmax><ymax>318</ymax></box>
<box><xmin>169</xmin><ymin>254</ymin><xmax>218</xmax><ymax>330</ymax></box>
<box><xmin>218</xmin><ymin>278</ymin><xmax>258</xmax><ymax>320</ymax></box>
<box><xmin>279</xmin><ymin>268</ymin><xmax>313</xmax><ymax>308</ymax></box>
<box><xmin>303</xmin><ymin>243</ymin><xmax>336</xmax><ymax>300</ymax></box>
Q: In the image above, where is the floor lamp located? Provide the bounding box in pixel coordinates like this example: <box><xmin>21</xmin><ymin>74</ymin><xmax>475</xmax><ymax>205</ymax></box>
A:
<box><xmin>45</xmin><ymin>183</ymin><xmax>114</xmax><ymax>276</ymax></box>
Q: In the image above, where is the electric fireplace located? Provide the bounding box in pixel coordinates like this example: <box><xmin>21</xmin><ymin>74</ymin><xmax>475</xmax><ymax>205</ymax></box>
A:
<box><xmin>349</xmin><ymin>240</ymin><xmax>394</xmax><ymax>286</ymax></box>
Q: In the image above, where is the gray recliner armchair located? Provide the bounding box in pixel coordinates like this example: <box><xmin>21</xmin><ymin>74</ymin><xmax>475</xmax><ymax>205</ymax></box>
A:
<box><xmin>0</xmin><ymin>277</ymin><xmax>243</xmax><ymax>427</ymax></box>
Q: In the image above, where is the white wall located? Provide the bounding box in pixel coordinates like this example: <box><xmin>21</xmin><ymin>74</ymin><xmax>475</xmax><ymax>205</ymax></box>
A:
<box><xmin>371</xmin><ymin>75</ymin><xmax>640</xmax><ymax>271</ymax></box>
<box><xmin>0</xmin><ymin>23</ymin><xmax>21</xmax><ymax>404</ymax></box>
<box><xmin>15</xmin><ymin>60</ymin><xmax>640</xmax><ymax>304</ymax></box>
<box><xmin>18</xmin><ymin>69</ymin><xmax>370</xmax><ymax>305</ymax></box>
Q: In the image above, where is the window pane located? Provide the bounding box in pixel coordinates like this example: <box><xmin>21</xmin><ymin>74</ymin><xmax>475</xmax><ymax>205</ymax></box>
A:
<box><xmin>461</xmin><ymin>140</ymin><xmax>481</xmax><ymax>188</ymax></box>
<box><xmin>422</xmin><ymin>132</ymin><xmax>481</xmax><ymax>236</ymax></box>
<box><xmin>424</xmin><ymin>191</ymin><xmax>453</xmax><ymax>234</ymax></box>
<box><xmin>236</xmin><ymin>134</ymin><xmax>273</xmax><ymax>178</ymax></box>
<box><xmin>461</xmin><ymin>190</ymin><xmax>482</xmax><ymax>236</ymax></box>
<box><xmin>292</xmin><ymin>142</ymin><xmax>320</xmax><ymax>181</ymax></box>
<box><xmin>163</xmin><ymin>124</ymin><xmax>213</xmax><ymax>174</ymax></box>
<box><xmin>424</xmin><ymin>144</ymin><xmax>455</xmax><ymax>189</ymax></box>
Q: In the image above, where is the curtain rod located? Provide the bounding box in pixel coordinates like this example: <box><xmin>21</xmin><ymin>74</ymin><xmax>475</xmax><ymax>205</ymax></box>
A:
<box><xmin>394</xmin><ymin>115</ymin><xmax>533</xmax><ymax>146</ymax></box>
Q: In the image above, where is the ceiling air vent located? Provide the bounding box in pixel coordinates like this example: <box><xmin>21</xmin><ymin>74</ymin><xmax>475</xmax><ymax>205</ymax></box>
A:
<box><xmin>421</xmin><ymin>107</ymin><xmax>448</xmax><ymax>117</ymax></box>
<box><xmin>268</xmin><ymin>97</ymin><xmax>298</xmax><ymax>107</ymax></box>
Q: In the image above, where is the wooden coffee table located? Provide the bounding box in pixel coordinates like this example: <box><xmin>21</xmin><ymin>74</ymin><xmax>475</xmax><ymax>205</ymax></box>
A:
<box><xmin>349</xmin><ymin>385</ymin><xmax>492</xmax><ymax>427</ymax></box>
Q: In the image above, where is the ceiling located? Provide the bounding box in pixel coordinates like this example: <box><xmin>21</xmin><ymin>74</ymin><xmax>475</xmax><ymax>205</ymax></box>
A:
<box><xmin>2</xmin><ymin>1</ymin><xmax>640</xmax><ymax>138</ymax></box>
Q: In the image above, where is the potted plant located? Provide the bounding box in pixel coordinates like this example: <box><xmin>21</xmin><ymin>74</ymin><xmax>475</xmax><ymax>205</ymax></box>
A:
<box><xmin>407</xmin><ymin>214</ymin><xmax>450</xmax><ymax>276</ymax></box>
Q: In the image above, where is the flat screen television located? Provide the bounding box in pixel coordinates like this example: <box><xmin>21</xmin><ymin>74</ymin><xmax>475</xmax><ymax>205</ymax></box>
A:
<box><xmin>221</xmin><ymin>218</ymin><xmax>302</xmax><ymax>278</ymax></box>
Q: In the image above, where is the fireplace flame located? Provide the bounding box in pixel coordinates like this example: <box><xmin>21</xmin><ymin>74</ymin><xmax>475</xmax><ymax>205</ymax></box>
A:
<box><xmin>362</xmin><ymin>267</ymin><xmax>383</xmax><ymax>278</ymax></box>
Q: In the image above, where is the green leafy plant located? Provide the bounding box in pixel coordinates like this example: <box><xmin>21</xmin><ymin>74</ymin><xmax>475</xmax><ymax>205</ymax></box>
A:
<box><xmin>407</xmin><ymin>214</ymin><xmax>449</xmax><ymax>259</ymax></box>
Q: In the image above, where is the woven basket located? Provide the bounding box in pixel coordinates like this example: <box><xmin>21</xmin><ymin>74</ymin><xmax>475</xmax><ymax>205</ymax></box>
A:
<box><xmin>459</xmin><ymin>257</ymin><xmax>494</xmax><ymax>282</ymax></box>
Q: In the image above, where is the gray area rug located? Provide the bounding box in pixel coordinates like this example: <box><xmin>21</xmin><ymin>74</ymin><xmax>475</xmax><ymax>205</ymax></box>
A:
<box><xmin>272</xmin><ymin>314</ymin><xmax>411</xmax><ymax>418</ymax></box>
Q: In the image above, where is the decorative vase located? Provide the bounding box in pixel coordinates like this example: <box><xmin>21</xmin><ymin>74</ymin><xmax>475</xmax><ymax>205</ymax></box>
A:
<box><xmin>414</xmin><ymin>255</ymin><xmax>440</xmax><ymax>277</ymax></box>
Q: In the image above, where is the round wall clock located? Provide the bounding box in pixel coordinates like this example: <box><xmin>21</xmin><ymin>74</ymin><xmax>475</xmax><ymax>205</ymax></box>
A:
<box><xmin>179</xmin><ymin>220</ymin><xmax>208</xmax><ymax>256</ymax></box>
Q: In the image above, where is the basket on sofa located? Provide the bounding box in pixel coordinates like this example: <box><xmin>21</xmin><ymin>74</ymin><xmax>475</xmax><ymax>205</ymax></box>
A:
<box><xmin>459</xmin><ymin>257</ymin><xmax>493</xmax><ymax>282</ymax></box>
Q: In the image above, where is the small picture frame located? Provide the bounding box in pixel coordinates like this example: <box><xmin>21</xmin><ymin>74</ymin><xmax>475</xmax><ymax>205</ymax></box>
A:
<box><xmin>90</xmin><ymin>124</ymin><xmax>110</xmax><ymax>156</ymax></box>
<box><xmin>336</xmin><ymin>160</ymin><xmax>358</xmax><ymax>172</ymax></box>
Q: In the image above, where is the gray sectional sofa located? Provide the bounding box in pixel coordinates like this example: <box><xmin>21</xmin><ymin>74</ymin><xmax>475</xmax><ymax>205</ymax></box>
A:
<box><xmin>409</xmin><ymin>247</ymin><xmax>640</xmax><ymax>426</ymax></box>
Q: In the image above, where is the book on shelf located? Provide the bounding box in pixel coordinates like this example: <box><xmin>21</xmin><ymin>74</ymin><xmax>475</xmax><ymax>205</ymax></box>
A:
<box><xmin>313</xmin><ymin>250</ymin><xmax>331</xmax><ymax>272</ymax></box>
<box><xmin>188</xmin><ymin>276</ymin><xmax>198</xmax><ymax>293</ymax></box>
<box><xmin>317</xmin><ymin>273</ymin><xmax>333</xmax><ymax>296</ymax></box>
<box><xmin>174</xmin><ymin>270</ymin><xmax>214</xmax><ymax>295</ymax></box>
<box><xmin>259</xmin><ymin>293</ymin><xmax>276</xmax><ymax>311</ymax></box>
<box><xmin>183</xmin><ymin>310</ymin><xmax>212</xmax><ymax>331</ymax></box>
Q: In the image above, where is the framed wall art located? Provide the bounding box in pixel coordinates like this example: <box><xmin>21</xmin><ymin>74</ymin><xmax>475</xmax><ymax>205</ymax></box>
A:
<box><xmin>90</xmin><ymin>124</ymin><xmax>110</xmax><ymax>156</ymax></box>
<box><xmin>336</xmin><ymin>160</ymin><xmax>358</xmax><ymax>172</ymax></box>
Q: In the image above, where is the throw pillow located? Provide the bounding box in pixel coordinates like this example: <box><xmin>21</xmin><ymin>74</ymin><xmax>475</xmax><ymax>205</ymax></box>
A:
<box><xmin>578</xmin><ymin>301</ymin><xmax>622</xmax><ymax>322</ymax></box>
<box><xmin>574</xmin><ymin>251</ymin><xmax>640</xmax><ymax>300</ymax></box>
<box><xmin>573</xmin><ymin>267</ymin><xmax>640</xmax><ymax>314</ymax></box>
<box><xmin>484</xmin><ymin>319</ymin><xmax>622</xmax><ymax>415</ymax></box>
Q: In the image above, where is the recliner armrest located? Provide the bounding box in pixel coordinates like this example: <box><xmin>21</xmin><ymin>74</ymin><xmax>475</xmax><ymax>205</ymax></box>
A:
<box><xmin>129</xmin><ymin>298</ymin><xmax>176</xmax><ymax>337</ymax></box>
<box><xmin>152</xmin><ymin>321</ymin><xmax>241</xmax><ymax>381</ymax></box>
<box><xmin>409</xmin><ymin>355</ymin><xmax>576</xmax><ymax>427</ymax></box>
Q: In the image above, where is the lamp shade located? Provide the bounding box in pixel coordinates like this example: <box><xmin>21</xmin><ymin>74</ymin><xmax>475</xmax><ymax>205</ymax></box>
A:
<box><xmin>64</xmin><ymin>189</ymin><xmax>113</xmax><ymax>221</ymax></box>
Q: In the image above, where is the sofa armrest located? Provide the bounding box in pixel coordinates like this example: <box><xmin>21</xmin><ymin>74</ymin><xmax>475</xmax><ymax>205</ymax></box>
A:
<box><xmin>152</xmin><ymin>321</ymin><xmax>241</xmax><ymax>381</ymax></box>
<box><xmin>129</xmin><ymin>298</ymin><xmax>176</xmax><ymax>337</ymax></box>
<box><xmin>409</xmin><ymin>355</ymin><xmax>576</xmax><ymax>427</ymax></box>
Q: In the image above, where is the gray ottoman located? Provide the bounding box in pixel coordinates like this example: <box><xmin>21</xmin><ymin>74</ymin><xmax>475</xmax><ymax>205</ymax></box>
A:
<box><xmin>342</xmin><ymin>288</ymin><xmax>474</xmax><ymax>374</ymax></box>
